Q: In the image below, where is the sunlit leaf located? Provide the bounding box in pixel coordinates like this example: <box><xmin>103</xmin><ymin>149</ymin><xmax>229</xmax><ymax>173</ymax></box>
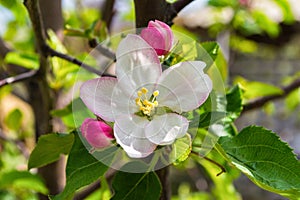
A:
<box><xmin>234</xmin><ymin>76</ymin><xmax>283</xmax><ymax>100</ymax></box>
<box><xmin>170</xmin><ymin>134</ymin><xmax>192</xmax><ymax>165</ymax></box>
<box><xmin>208</xmin><ymin>0</ymin><xmax>237</xmax><ymax>7</ymax></box>
<box><xmin>251</xmin><ymin>11</ymin><xmax>280</xmax><ymax>38</ymax></box>
<box><xmin>219</xmin><ymin>126</ymin><xmax>300</xmax><ymax>199</ymax></box>
<box><xmin>0</xmin><ymin>170</ymin><xmax>48</xmax><ymax>195</ymax></box>
<box><xmin>28</xmin><ymin>133</ymin><xmax>74</xmax><ymax>169</ymax></box>
<box><xmin>274</xmin><ymin>0</ymin><xmax>295</xmax><ymax>24</ymax></box>
<box><xmin>4</xmin><ymin>108</ymin><xmax>22</xmax><ymax>131</ymax></box>
<box><xmin>4</xmin><ymin>51</ymin><xmax>39</xmax><ymax>70</ymax></box>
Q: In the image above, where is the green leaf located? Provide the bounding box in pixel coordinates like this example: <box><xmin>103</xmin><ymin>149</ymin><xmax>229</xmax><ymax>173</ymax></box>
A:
<box><xmin>0</xmin><ymin>170</ymin><xmax>48</xmax><ymax>195</ymax></box>
<box><xmin>208</xmin><ymin>0</ymin><xmax>237</xmax><ymax>7</ymax></box>
<box><xmin>4</xmin><ymin>51</ymin><xmax>39</xmax><ymax>70</ymax></box>
<box><xmin>219</xmin><ymin>126</ymin><xmax>300</xmax><ymax>199</ymax></box>
<box><xmin>51</xmin><ymin>98</ymin><xmax>94</xmax><ymax>129</ymax></box>
<box><xmin>170</xmin><ymin>134</ymin><xmax>192</xmax><ymax>165</ymax></box>
<box><xmin>200</xmin><ymin>42</ymin><xmax>228</xmax><ymax>88</ymax></box>
<box><xmin>274</xmin><ymin>0</ymin><xmax>295</xmax><ymax>24</ymax></box>
<box><xmin>234</xmin><ymin>76</ymin><xmax>283</xmax><ymax>100</ymax></box>
<box><xmin>111</xmin><ymin>162</ymin><xmax>161</xmax><ymax>200</ymax></box>
<box><xmin>251</xmin><ymin>11</ymin><xmax>280</xmax><ymax>38</ymax></box>
<box><xmin>225</xmin><ymin>85</ymin><xmax>243</xmax><ymax>121</ymax></box>
<box><xmin>52</xmin><ymin>131</ymin><xmax>108</xmax><ymax>200</ymax></box>
<box><xmin>285</xmin><ymin>88</ymin><xmax>300</xmax><ymax>111</ymax></box>
<box><xmin>28</xmin><ymin>133</ymin><xmax>74</xmax><ymax>169</ymax></box>
<box><xmin>4</xmin><ymin>108</ymin><xmax>22</xmax><ymax>131</ymax></box>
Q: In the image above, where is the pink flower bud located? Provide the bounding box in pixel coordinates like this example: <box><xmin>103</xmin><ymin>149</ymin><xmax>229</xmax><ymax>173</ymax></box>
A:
<box><xmin>141</xmin><ymin>20</ymin><xmax>174</xmax><ymax>56</ymax></box>
<box><xmin>80</xmin><ymin>118</ymin><xmax>114</xmax><ymax>149</ymax></box>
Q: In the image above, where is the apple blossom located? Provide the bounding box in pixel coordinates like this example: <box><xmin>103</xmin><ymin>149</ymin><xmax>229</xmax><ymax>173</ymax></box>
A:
<box><xmin>80</xmin><ymin>118</ymin><xmax>114</xmax><ymax>149</ymax></box>
<box><xmin>140</xmin><ymin>20</ymin><xmax>173</xmax><ymax>56</ymax></box>
<box><xmin>80</xmin><ymin>34</ymin><xmax>212</xmax><ymax>158</ymax></box>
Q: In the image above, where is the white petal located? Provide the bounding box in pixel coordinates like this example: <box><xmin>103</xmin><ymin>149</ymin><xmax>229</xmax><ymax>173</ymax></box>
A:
<box><xmin>156</xmin><ymin>61</ymin><xmax>212</xmax><ymax>113</ymax></box>
<box><xmin>116</xmin><ymin>34</ymin><xmax>162</xmax><ymax>91</ymax></box>
<box><xmin>80</xmin><ymin>77</ymin><xmax>117</xmax><ymax>122</ymax></box>
<box><xmin>114</xmin><ymin>115</ymin><xmax>156</xmax><ymax>158</ymax></box>
<box><xmin>145</xmin><ymin>113</ymin><xmax>189</xmax><ymax>145</ymax></box>
<box><xmin>110</xmin><ymin>82</ymin><xmax>138</xmax><ymax>119</ymax></box>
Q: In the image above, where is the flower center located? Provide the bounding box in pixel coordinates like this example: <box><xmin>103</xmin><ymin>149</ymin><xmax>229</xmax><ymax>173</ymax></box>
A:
<box><xmin>135</xmin><ymin>87</ymin><xmax>159</xmax><ymax>116</ymax></box>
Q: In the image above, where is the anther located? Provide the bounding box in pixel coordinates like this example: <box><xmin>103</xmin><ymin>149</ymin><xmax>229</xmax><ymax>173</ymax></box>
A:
<box><xmin>153</xmin><ymin>90</ymin><xmax>159</xmax><ymax>97</ymax></box>
<box><xmin>141</xmin><ymin>87</ymin><xmax>148</xmax><ymax>94</ymax></box>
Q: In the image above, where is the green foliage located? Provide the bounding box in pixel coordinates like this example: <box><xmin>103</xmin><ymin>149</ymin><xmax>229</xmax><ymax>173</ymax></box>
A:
<box><xmin>52</xmin><ymin>131</ymin><xmax>108</xmax><ymax>200</ymax></box>
<box><xmin>225</xmin><ymin>85</ymin><xmax>243</xmax><ymax>121</ymax></box>
<box><xmin>219</xmin><ymin>126</ymin><xmax>300</xmax><ymax>199</ymax></box>
<box><xmin>192</xmin><ymin>149</ymin><xmax>241</xmax><ymax>200</ymax></box>
<box><xmin>28</xmin><ymin>133</ymin><xmax>74</xmax><ymax>169</ymax></box>
<box><xmin>274</xmin><ymin>0</ymin><xmax>295</xmax><ymax>24</ymax></box>
<box><xmin>251</xmin><ymin>10</ymin><xmax>280</xmax><ymax>38</ymax></box>
<box><xmin>0</xmin><ymin>170</ymin><xmax>48</xmax><ymax>199</ymax></box>
<box><xmin>111</xmin><ymin>162</ymin><xmax>162</xmax><ymax>200</ymax></box>
<box><xmin>208</xmin><ymin>0</ymin><xmax>237</xmax><ymax>7</ymax></box>
<box><xmin>4</xmin><ymin>108</ymin><xmax>22</xmax><ymax>131</ymax></box>
<box><xmin>285</xmin><ymin>89</ymin><xmax>300</xmax><ymax>111</ymax></box>
<box><xmin>4</xmin><ymin>51</ymin><xmax>39</xmax><ymax>70</ymax></box>
<box><xmin>51</xmin><ymin>98</ymin><xmax>95</xmax><ymax>129</ymax></box>
<box><xmin>234</xmin><ymin>76</ymin><xmax>283</xmax><ymax>100</ymax></box>
<box><xmin>170</xmin><ymin>134</ymin><xmax>192</xmax><ymax>165</ymax></box>
<box><xmin>172</xmin><ymin>183</ymin><xmax>212</xmax><ymax>200</ymax></box>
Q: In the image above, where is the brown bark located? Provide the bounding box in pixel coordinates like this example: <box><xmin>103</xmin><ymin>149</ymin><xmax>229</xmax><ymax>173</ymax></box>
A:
<box><xmin>134</xmin><ymin>0</ymin><xmax>170</xmax><ymax>28</ymax></box>
<box><xmin>101</xmin><ymin>0</ymin><xmax>115</xmax><ymax>32</ymax></box>
<box><xmin>39</xmin><ymin>0</ymin><xmax>64</xmax><ymax>39</ymax></box>
<box><xmin>156</xmin><ymin>167</ymin><xmax>171</xmax><ymax>200</ymax></box>
<box><xmin>24</xmin><ymin>0</ymin><xmax>65</xmax><ymax>198</ymax></box>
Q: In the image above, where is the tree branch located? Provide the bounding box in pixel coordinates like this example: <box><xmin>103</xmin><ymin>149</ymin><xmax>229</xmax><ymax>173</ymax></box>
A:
<box><xmin>24</xmin><ymin>0</ymin><xmax>47</xmax><ymax>58</ymax></box>
<box><xmin>44</xmin><ymin>46</ymin><xmax>100</xmax><ymax>76</ymax></box>
<box><xmin>0</xmin><ymin>70</ymin><xmax>37</xmax><ymax>88</ymax></box>
<box><xmin>134</xmin><ymin>0</ymin><xmax>194</xmax><ymax>28</ymax></box>
<box><xmin>101</xmin><ymin>0</ymin><xmax>115</xmax><ymax>32</ymax></box>
<box><xmin>243</xmin><ymin>78</ymin><xmax>300</xmax><ymax>113</ymax></box>
<box><xmin>88</xmin><ymin>38</ymin><xmax>116</xmax><ymax>61</ymax></box>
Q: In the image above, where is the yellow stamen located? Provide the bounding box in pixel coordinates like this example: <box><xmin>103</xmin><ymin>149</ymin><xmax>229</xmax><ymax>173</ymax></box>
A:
<box><xmin>137</xmin><ymin>91</ymin><xmax>142</xmax><ymax>97</ymax></box>
<box><xmin>141</xmin><ymin>87</ymin><xmax>148</xmax><ymax>94</ymax></box>
<box><xmin>135</xmin><ymin>87</ymin><xmax>160</xmax><ymax>117</ymax></box>
<box><xmin>153</xmin><ymin>90</ymin><xmax>159</xmax><ymax>97</ymax></box>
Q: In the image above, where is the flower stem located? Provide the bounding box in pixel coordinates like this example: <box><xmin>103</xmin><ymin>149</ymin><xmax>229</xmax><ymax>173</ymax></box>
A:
<box><xmin>191</xmin><ymin>151</ymin><xmax>226</xmax><ymax>176</ymax></box>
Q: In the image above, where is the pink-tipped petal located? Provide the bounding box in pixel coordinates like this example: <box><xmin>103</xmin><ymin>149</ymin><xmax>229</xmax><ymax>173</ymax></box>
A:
<box><xmin>156</xmin><ymin>61</ymin><xmax>212</xmax><ymax>113</ymax></box>
<box><xmin>81</xmin><ymin>118</ymin><xmax>114</xmax><ymax>149</ymax></box>
<box><xmin>141</xmin><ymin>20</ymin><xmax>173</xmax><ymax>55</ymax></box>
<box><xmin>154</xmin><ymin>20</ymin><xmax>173</xmax><ymax>51</ymax></box>
<box><xmin>80</xmin><ymin>77</ymin><xmax>117</xmax><ymax>122</ymax></box>
<box><xmin>145</xmin><ymin>113</ymin><xmax>189</xmax><ymax>145</ymax></box>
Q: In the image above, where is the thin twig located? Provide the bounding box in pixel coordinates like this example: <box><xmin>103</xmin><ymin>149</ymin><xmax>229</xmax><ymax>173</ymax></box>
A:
<box><xmin>88</xmin><ymin>38</ymin><xmax>116</xmax><ymax>61</ymax></box>
<box><xmin>243</xmin><ymin>78</ymin><xmax>300</xmax><ymax>113</ymax></box>
<box><xmin>45</xmin><ymin>45</ymin><xmax>116</xmax><ymax>77</ymax></box>
<box><xmin>191</xmin><ymin>151</ymin><xmax>226</xmax><ymax>176</ymax></box>
<box><xmin>0</xmin><ymin>70</ymin><xmax>37</xmax><ymax>88</ymax></box>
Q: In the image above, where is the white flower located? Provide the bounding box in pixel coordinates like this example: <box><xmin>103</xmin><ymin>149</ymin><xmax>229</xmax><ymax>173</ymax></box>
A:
<box><xmin>80</xmin><ymin>34</ymin><xmax>212</xmax><ymax>158</ymax></box>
